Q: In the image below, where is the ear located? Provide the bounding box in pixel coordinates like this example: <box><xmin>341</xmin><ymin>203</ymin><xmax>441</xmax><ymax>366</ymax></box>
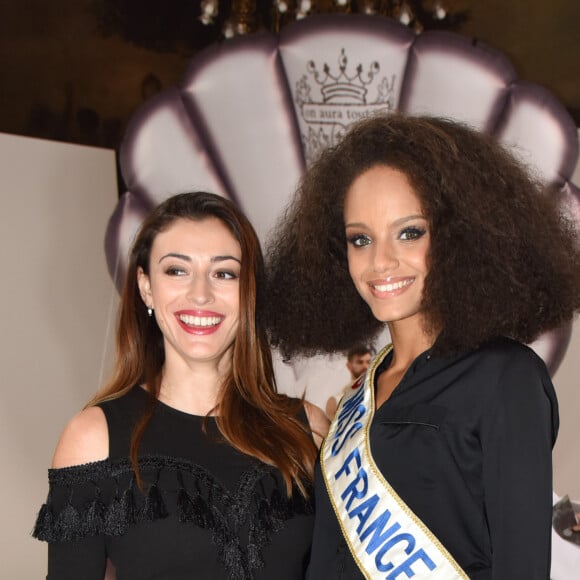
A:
<box><xmin>137</xmin><ymin>267</ymin><xmax>153</xmax><ymax>308</ymax></box>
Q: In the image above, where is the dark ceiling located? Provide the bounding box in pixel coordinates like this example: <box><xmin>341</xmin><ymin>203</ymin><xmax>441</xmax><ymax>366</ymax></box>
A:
<box><xmin>1</xmin><ymin>0</ymin><xmax>579</xmax><ymax>156</ymax></box>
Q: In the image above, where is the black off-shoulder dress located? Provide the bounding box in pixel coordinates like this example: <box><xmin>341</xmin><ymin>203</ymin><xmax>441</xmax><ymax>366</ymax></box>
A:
<box><xmin>33</xmin><ymin>386</ymin><xmax>314</xmax><ymax>580</ymax></box>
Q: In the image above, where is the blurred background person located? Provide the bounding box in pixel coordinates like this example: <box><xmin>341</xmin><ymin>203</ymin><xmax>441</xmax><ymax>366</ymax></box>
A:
<box><xmin>325</xmin><ymin>344</ymin><xmax>373</xmax><ymax>419</ymax></box>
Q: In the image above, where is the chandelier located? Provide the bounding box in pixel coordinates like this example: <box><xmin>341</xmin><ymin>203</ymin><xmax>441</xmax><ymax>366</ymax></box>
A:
<box><xmin>199</xmin><ymin>0</ymin><xmax>469</xmax><ymax>38</ymax></box>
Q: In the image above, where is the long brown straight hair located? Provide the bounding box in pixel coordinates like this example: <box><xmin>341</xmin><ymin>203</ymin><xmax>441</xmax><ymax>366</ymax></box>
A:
<box><xmin>89</xmin><ymin>192</ymin><xmax>316</xmax><ymax>496</ymax></box>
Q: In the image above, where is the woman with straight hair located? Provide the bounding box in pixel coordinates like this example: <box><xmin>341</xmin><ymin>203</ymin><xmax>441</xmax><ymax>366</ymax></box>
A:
<box><xmin>34</xmin><ymin>191</ymin><xmax>328</xmax><ymax>579</ymax></box>
<box><xmin>265</xmin><ymin>113</ymin><xmax>580</xmax><ymax>579</ymax></box>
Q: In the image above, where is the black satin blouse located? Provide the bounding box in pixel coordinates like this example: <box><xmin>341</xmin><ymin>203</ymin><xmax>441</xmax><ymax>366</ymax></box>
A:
<box><xmin>307</xmin><ymin>337</ymin><xmax>558</xmax><ymax>580</ymax></box>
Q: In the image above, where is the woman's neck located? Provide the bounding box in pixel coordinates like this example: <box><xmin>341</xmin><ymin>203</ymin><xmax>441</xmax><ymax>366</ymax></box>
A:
<box><xmin>157</xmin><ymin>356</ymin><xmax>230</xmax><ymax>416</ymax></box>
<box><xmin>387</xmin><ymin>318</ymin><xmax>435</xmax><ymax>372</ymax></box>
<box><xmin>375</xmin><ymin>320</ymin><xmax>434</xmax><ymax>408</ymax></box>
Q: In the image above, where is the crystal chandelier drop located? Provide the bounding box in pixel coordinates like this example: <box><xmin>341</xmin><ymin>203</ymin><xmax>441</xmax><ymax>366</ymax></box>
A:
<box><xmin>199</xmin><ymin>0</ymin><xmax>468</xmax><ymax>38</ymax></box>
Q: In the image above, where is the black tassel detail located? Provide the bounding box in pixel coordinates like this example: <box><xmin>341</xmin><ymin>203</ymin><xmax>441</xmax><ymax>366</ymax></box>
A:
<box><xmin>141</xmin><ymin>483</ymin><xmax>168</xmax><ymax>521</ymax></box>
<box><xmin>177</xmin><ymin>487</ymin><xmax>194</xmax><ymax>523</ymax></box>
<box><xmin>120</xmin><ymin>485</ymin><xmax>138</xmax><ymax>526</ymax></box>
<box><xmin>103</xmin><ymin>495</ymin><xmax>125</xmax><ymax>536</ymax></box>
<box><xmin>248</xmin><ymin>506</ymin><xmax>268</xmax><ymax>558</ymax></box>
<box><xmin>247</xmin><ymin>517</ymin><xmax>266</xmax><ymax>572</ymax></box>
<box><xmin>177</xmin><ymin>487</ymin><xmax>196</xmax><ymax>523</ymax></box>
<box><xmin>101</xmin><ymin>482</ymin><xmax>132</xmax><ymax>536</ymax></box>
<box><xmin>32</xmin><ymin>503</ymin><xmax>54</xmax><ymax>541</ymax></box>
<box><xmin>246</xmin><ymin>541</ymin><xmax>263</xmax><ymax>570</ymax></box>
<box><xmin>84</xmin><ymin>488</ymin><xmax>106</xmax><ymax>536</ymax></box>
<box><xmin>53</xmin><ymin>503</ymin><xmax>83</xmax><ymax>542</ymax></box>
<box><xmin>222</xmin><ymin>542</ymin><xmax>244</xmax><ymax>577</ymax></box>
<box><xmin>178</xmin><ymin>487</ymin><xmax>215</xmax><ymax>528</ymax></box>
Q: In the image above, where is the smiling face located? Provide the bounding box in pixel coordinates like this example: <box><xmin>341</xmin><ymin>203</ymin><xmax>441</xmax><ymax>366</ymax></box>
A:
<box><xmin>137</xmin><ymin>217</ymin><xmax>241</xmax><ymax>370</ymax></box>
<box><xmin>344</xmin><ymin>165</ymin><xmax>430</xmax><ymax>332</ymax></box>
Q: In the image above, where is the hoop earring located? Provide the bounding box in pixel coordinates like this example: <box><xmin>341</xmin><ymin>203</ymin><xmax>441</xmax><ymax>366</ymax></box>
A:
<box><xmin>147</xmin><ymin>307</ymin><xmax>153</xmax><ymax>317</ymax></box>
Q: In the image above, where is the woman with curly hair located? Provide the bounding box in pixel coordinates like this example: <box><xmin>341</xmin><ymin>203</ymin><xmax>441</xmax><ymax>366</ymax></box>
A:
<box><xmin>33</xmin><ymin>191</ymin><xmax>328</xmax><ymax>579</ymax></box>
<box><xmin>265</xmin><ymin>114</ymin><xmax>580</xmax><ymax>579</ymax></box>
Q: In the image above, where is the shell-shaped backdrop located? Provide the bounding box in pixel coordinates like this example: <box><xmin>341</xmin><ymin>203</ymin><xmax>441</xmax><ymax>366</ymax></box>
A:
<box><xmin>105</xmin><ymin>13</ymin><xmax>580</xmax><ymax>381</ymax></box>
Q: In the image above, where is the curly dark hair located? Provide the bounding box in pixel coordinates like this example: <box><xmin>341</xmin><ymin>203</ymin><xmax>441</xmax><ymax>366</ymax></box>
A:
<box><xmin>264</xmin><ymin>113</ymin><xmax>580</xmax><ymax>358</ymax></box>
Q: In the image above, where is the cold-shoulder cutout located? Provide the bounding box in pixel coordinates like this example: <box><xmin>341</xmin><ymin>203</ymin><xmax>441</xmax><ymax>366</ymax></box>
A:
<box><xmin>34</xmin><ymin>386</ymin><xmax>315</xmax><ymax>578</ymax></box>
<box><xmin>51</xmin><ymin>406</ymin><xmax>109</xmax><ymax>468</ymax></box>
<box><xmin>304</xmin><ymin>400</ymin><xmax>330</xmax><ymax>448</ymax></box>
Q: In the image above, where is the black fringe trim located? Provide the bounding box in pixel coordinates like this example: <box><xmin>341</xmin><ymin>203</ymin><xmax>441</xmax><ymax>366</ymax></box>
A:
<box><xmin>32</xmin><ymin>473</ymin><xmax>169</xmax><ymax>543</ymax></box>
<box><xmin>33</xmin><ymin>454</ymin><xmax>314</xmax><ymax>579</ymax></box>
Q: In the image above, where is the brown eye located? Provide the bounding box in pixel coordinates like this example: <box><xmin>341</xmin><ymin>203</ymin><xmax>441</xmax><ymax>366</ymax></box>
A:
<box><xmin>347</xmin><ymin>234</ymin><xmax>371</xmax><ymax>247</ymax></box>
<box><xmin>215</xmin><ymin>270</ymin><xmax>237</xmax><ymax>280</ymax></box>
<box><xmin>399</xmin><ymin>227</ymin><xmax>426</xmax><ymax>241</ymax></box>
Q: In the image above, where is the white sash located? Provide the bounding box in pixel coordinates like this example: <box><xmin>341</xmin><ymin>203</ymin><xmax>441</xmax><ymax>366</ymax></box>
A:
<box><xmin>321</xmin><ymin>344</ymin><xmax>468</xmax><ymax>579</ymax></box>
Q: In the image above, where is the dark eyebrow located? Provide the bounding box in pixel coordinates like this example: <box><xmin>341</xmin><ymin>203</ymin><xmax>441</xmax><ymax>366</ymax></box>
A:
<box><xmin>392</xmin><ymin>214</ymin><xmax>426</xmax><ymax>227</ymax></box>
<box><xmin>159</xmin><ymin>252</ymin><xmax>190</xmax><ymax>263</ymax></box>
<box><xmin>159</xmin><ymin>252</ymin><xmax>241</xmax><ymax>264</ymax></box>
<box><xmin>211</xmin><ymin>255</ymin><xmax>241</xmax><ymax>265</ymax></box>
<box><xmin>345</xmin><ymin>215</ymin><xmax>426</xmax><ymax>229</ymax></box>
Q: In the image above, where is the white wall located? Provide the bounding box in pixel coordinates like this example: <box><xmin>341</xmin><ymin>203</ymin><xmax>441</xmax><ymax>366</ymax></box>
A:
<box><xmin>0</xmin><ymin>133</ymin><xmax>118</xmax><ymax>578</ymax></box>
<box><xmin>553</xmin><ymin>319</ymin><xmax>580</xmax><ymax>499</ymax></box>
<box><xmin>552</xmin><ymin>144</ymin><xmax>580</xmax><ymax>500</ymax></box>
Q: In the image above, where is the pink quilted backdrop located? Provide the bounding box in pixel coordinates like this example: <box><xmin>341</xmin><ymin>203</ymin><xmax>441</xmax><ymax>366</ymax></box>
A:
<box><xmin>105</xmin><ymin>14</ymin><xmax>580</xmax><ymax>375</ymax></box>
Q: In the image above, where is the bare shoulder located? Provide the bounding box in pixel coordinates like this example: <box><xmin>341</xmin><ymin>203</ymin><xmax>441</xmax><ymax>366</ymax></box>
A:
<box><xmin>51</xmin><ymin>406</ymin><xmax>109</xmax><ymax>468</ymax></box>
<box><xmin>304</xmin><ymin>400</ymin><xmax>330</xmax><ymax>448</ymax></box>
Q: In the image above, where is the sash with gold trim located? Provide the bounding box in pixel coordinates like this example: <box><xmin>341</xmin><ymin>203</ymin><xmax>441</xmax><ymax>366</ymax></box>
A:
<box><xmin>321</xmin><ymin>344</ymin><xmax>468</xmax><ymax>579</ymax></box>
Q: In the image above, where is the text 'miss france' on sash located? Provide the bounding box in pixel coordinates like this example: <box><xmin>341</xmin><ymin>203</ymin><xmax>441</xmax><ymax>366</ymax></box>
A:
<box><xmin>321</xmin><ymin>344</ymin><xmax>468</xmax><ymax>580</ymax></box>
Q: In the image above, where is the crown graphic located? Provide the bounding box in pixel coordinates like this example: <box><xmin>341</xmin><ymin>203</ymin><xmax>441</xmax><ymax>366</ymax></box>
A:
<box><xmin>307</xmin><ymin>49</ymin><xmax>380</xmax><ymax>105</ymax></box>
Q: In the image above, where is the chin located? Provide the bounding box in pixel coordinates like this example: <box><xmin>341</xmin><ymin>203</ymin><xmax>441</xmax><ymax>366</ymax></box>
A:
<box><xmin>370</xmin><ymin>306</ymin><xmax>407</xmax><ymax>321</ymax></box>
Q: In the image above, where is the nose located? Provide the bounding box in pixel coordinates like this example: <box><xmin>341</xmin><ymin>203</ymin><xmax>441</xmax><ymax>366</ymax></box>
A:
<box><xmin>186</xmin><ymin>275</ymin><xmax>214</xmax><ymax>305</ymax></box>
<box><xmin>372</xmin><ymin>239</ymin><xmax>399</xmax><ymax>273</ymax></box>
